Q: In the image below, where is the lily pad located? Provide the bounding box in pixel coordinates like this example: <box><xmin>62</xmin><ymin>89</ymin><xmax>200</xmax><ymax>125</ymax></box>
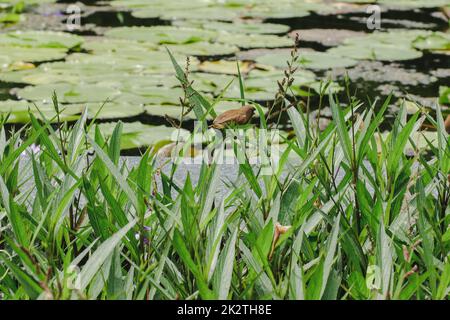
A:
<box><xmin>189</xmin><ymin>72</ymin><xmax>237</xmax><ymax>94</ymax></box>
<box><xmin>0</xmin><ymin>46</ymin><xmax>67</xmax><ymax>68</ymax></box>
<box><xmin>328</xmin><ymin>43</ymin><xmax>423</xmax><ymax>61</ymax></box>
<box><xmin>0</xmin><ymin>69</ymin><xmax>36</xmax><ymax>83</ymax></box>
<box><xmin>343</xmin><ymin>30</ymin><xmax>431</xmax><ymax>47</ymax></box>
<box><xmin>329</xmin><ymin>30</ymin><xmax>430</xmax><ymax>61</ymax></box>
<box><xmin>0</xmin><ymin>99</ymin><xmax>79</xmax><ymax>123</ymax></box>
<box><xmin>256</xmin><ymin>50</ymin><xmax>359</xmax><ymax>70</ymax></box>
<box><xmin>166</xmin><ymin>42</ymin><xmax>239</xmax><ymax>56</ymax></box>
<box><xmin>82</xmin><ymin>38</ymin><xmax>157</xmax><ymax>54</ymax></box>
<box><xmin>378</xmin><ymin>0</ymin><xmax>450</xmax><ymax>9</ymax></box>
<box><xmin>200</xmin><ymin>21</ymin><xmax>290</xmax><ymax>34</ymax></box>
<box><xmin>66</xmin><ymin>52</ymin><xmax>198</xmax><ymax>74</ymax></box>
<box><xmin>105</xmin><ymin>26</ymin><xmax>217</xmax><ymax>45</ymax></box>
<box><xmin>247</xmin><ymin>69</ymin><xmax>318</xmax><ymax>90</ymax></box>
<box><xmin>198</xmin><ymin>60</ymin><xmax>253</xmax><ymax>75</ymax></box>
<box><xmin>110</xmin><ymin>0</ymin><xmax>204</xmax><ymax>8</ymax></box>
<box><xmin>0</xmin><ymin>30</ymin><xmax>83</xmax><ymax>48</ymax></box>
<box><xmin>144</xmin><ymin>100</ymin><xmax>245</xmax><ymax>120</ymax></box>
<box><xmin>217</xmin><ymin>33</ymin><xmax>293</xmax><ymax>49</ymax></box>
<box><xmin>223</xmin><ymin>85</ymin><xmax>276</xmax><ymax>101</ymax></box>
<box><xmin>160</xmin><ymin>6</ymin><xmax>241</xmax><ymax>22</ymax></box>
<box><xmin>16</xmin><ymin>84</ymin><xmax>121</xmax><ymax>104</ymax></box>
<box><xmin>413</xmin><ymin>32</ymin><xmax>450</xmax><ymax>51</ymax></box>
<box><xmin>68</xmin><ymin>102</ymin><xmax>145</xmax><ymax>120</ymax></box>
<box><xmin>244</xmin><ymin>5</ymin><xmax>311</xmax><ymax>19</ymax></box>
<box><xmin>92</xmin><ymin>121</ymin><xmax>189</xmax><ymax>150</ymax></box>
<box><xmin>114</xmin><ymin>88</ymin><xmax>185</xmax><ymax>106</ymax></box>
<box><xmin>144</xmin><ymin>105</ymin><xmax>194</xmax><ymax>119</ymax></box>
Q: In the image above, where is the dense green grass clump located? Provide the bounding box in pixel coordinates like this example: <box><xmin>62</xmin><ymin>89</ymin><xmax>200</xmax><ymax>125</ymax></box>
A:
<box><xmin>0</xmin><ymin>52</ymin><xmax>448</xmax><ymax>300</ymax></box>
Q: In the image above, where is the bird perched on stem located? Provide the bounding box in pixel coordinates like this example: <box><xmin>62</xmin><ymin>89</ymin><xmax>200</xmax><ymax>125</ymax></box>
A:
<box><xmin>211</xmin><ymin>105</ymin><xmax>255</xmax><ymax>129</ymax></box>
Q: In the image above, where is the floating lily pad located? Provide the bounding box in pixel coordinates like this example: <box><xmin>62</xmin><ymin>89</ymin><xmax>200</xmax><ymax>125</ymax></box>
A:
<box><xmin>247</xmin><ymin>68</ymin><xmax>343</xmax><ymax>95</ymax></box>
<box><xmin>105</xmin><ymin>26</ymin><xmax>217</xmax><ymax>45</ymax></box>
<box><xmin>107</xmin><ymin>75</ymin><xmax>180</xmax><ymax>92</ymax></box>
<box><xmin>378</xmin><ymin>0</ymin><xmax>450</xmax><ymax>9</ymax></box>
<box><xmin>295</xmin><ymin>81</ymin><xmax>342</xmax><ymax>95</ymax></box>
<box><xmin>0</xmin><ymin>30</ymin><xmax>83</xmax><ymax>48</ymax></box>
<box><xmin>1</xmin><ymin>62</ymin><xmax>140</xmax><ymax>85</ymax></box>
<box><xmin>166</xmin><ymin>42</ymin><xmax>239</xmax><ymax>56</ymax></box>
<box><xmin>92</xmin><ymin>121</ymin><xmax>189</xmax><ymax>150</ymax></box>
<box><xmin>189</xmin><ymin>72</ymin><xmax>237</xmax><ymax>94</ymax></box>
<box><xmin>217</xmin><ymin>33</ymin><xmax>293</xmax><ymax>49</ymax></box>
<box><xmin>0</xmin><ymin>46</ymin><xmax>67</xmax><ymax>68</ymax></box>
<box><xmin>68</xmin><ymin>102</ymin><xmax>145</xmax><ymax>120</ymax></box>
<box><xmin>199</xmin><ymin>21</ymin><xmax>290</xmax><ymax>34</ymax></box>
<box><xmin>244</xmin><ymin>5</ymin><xmax>311</xmax><ymax>19</ymax></box>
<box><xmin>110</xmin><ymin>0</ymin><xmax>202</xmax><ymax>7</ymax></box>
<box><xmin>66</xmin><ymin>51</ymin><xmax>198</xmax><ymax>74</ymax></box>
<box><xmin>413</xmin><ymin>32</ymin><xmax>450</xmax><ymax>51</ymax></box>
<box><xmin>289</xmin><ymin>29</ymin><xmax>365</xmax><ymax>47</ymax></box>
<box><xmin>0</xmin><ymin>99</ymin><xmax>79</xmax><ymax>123</ymax></box>
<box><xmin>198</xmin><ymin>60</ymin><xmax>253</xmax><ymax>75</ymax></box>
<box><xmin>0</xmin><ymin>69</ymin><xmax>36</xmax><ymax>83</ymax></box>
<box><xmin>160</xmin><ymin>6</ymin><xmax>241</xmax><ymax>22</ymax></box>
<box><xmin>16</xmin><ymin>84</ymin><xmax>121</xmax><ymax>104</ymax></box>
<box><xmin>343</xmin><ymin>30</ymin><xmax>431</xmax><ymax>47</ymax></box>
<box><xmin>223</xmin><ymin>85</ymin><xmax>276</xmax><ymax>101</ymax></box>
<box><xmin>82</xmin><ymin>38</ymin><xmax>157</xmax><ymax>54</ymax></box>
<box><xmin>114</xmin><ymin>88</ymin><xmax>185</xmax><ymax>106</ymax></box>
<box><xmin>144</xmin><ymin>105</ymin><xmax>194</xmax><ymax>119</ymax></box>
<box><xmin>328</xmin><ymin>43</ymin><xmax>423</xmax><ymax>61</ymax></box>
<box><xmin>144</xmin><ymin>100</ymin><xmax>246</xmax><ymax>120</ymax></box>
<box><xmin>256</xmin><ymin>50</ymin><xmax>359</xmax><ymax>70</ymax></box>
<box><xmin>247</xmin><ymin>69</ymin><xmax>318</xmax><ymax>88</ymax></box>
<box><xmin>19</xmin><ymin>71</ymin><xmax>179</xmax><ymax>87</ymax></box>
<box><xmin>1</xmin><ymin>0</ymin><xmax>56</xmax><ymax>4</ymax></box>
<box><xmin>248</xmin><ymin>71</ymin><xmax>312</xmax><ymax>87</ymax></box>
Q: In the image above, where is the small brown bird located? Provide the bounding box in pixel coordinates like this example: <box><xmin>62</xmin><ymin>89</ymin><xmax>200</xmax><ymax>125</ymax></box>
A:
<box><xmin>445</xmin><ymin>114</ymin><xmax>450</xmax><ymax>134</ymax></box>
<box><xmin>212</xmin><ymin>105</ymin><xmax>255</xmax><ymax>129</ymax></box>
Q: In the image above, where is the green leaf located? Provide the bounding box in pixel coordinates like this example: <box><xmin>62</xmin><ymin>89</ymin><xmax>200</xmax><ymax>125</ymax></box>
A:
<box><xmin>376</xmin><ymin>220</ymin><xmax>393</xmax><ymax>299</ymax></box>
<box><xmin>320</xmin><ymin>214</ymin><xmax>340</xmax><ymax>299</ymax></box>
<box><xmin>214</xmin><ymin>227</ymin><xmax>238</xmax><ymax>300</ymax></box>
<box><xmin>78</xmin><ymin>219</ymin><xmax>136</xmax><ymax>292</ymax></box>
<box><xmin>0</xmin><ymin>253</ymin><xmax>43</xmax><ymax>299</ymax></box>
<box><xmin>330</xmin><ymin>94</ymin><xmax>352</xmax><ymax>163</ymax></box>
<box><xmin>173</xmin><ymin>229</ymin><xmax>214</xmax><ymax>300</ymax></box>
<box><xmin>87</xmin><ymin>135</ymin><xmax>139</xmax><ymax>211</ymax></box>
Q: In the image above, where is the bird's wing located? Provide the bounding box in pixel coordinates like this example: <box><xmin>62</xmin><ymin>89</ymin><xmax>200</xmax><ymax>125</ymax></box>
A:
<box><xmin>213</xmin><ymin>109</ymin><xmax>240</xmax><ymax>125</ymax></box>
<box><xmin>236</xmin><ymin>112</ymin><xmax>251</xmax><ymax>124</ymax></box>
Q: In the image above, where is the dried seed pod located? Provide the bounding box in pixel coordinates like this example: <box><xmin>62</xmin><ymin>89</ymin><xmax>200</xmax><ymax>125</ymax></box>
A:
<box><xmin>276</xmin><ymin>222</ymin><xmax>291</xmax><ymax>235</ymax></box>
<box><xmin>404</xmin><ymin>265</ymin><xmax>418</xmax><ymax>279</ymax></box>
<box><xmin>402</xmin><ymin>245</ymin><xmax>410</xmax><ymax>262</ymax></box>
<box><xmin>314</xmin><ymin>198</ymin><xmax>322</xmax><ymax>209</ymax></box>
<box><xmin>269</xmin><ymin>222</ymin><xmax>292</xmax><ymax>260</ymax></box>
